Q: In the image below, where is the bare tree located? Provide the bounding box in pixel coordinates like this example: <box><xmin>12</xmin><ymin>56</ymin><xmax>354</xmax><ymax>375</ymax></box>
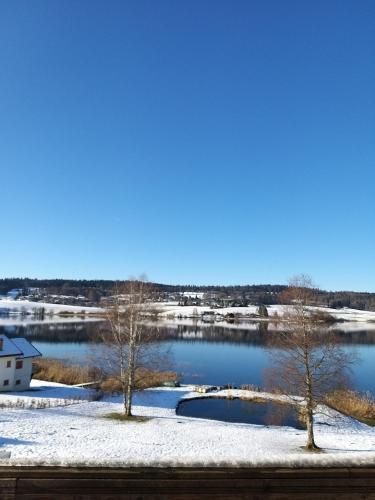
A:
<box><xmin>100</xmin><ymin>278</ymin><xmax>159</xmax><ymax>417</ymax></box>
<box><xmin>266</xmin><ymin>275</ymin><xmax>356</xmax><ymax>451</ymax></box>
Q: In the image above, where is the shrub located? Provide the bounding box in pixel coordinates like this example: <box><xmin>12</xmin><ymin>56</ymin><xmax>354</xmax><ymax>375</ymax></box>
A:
<box><xmin>100</xmin><ymin>368</ymin><xmax>177</xmax><ymax>393</ymax></box>
<box><xmin>33</xmin><ymin>358</ymin><xmax>100</xmax><ymax>386</ymax></box>
<box><xmin>257</xmin><ymin>304</ymin><xmax>268</xmax><ymax>318</ymax></box>
<box><xmin>325</xmin><ymin>389</ymin><xmax>375</xmax><ymax>424</ymax></box>
<box><xmin>311</xmin><ymin>310</ymin><xmax>336</xmax><ymax>323</ymax></box>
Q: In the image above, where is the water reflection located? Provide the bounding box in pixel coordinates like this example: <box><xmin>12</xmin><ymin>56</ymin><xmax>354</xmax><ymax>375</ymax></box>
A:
<box><xmin>1</xmin><ymin>321</ymin><xmax>374</xmax><ymax>395</ymax></box>
<box><xmin>3</xmin><ymin>321</ymin><xmax>375</xmax><ymax>346</ymax></box>
<box><xmin>177</xmin><ymin>398</ymin><xmax>305</xmax><ymax>429</ymax></box>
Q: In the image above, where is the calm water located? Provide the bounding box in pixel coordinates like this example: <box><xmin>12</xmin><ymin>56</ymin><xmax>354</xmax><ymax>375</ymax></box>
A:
<box><xmin>2</xmin><ymin>321</ymin><xmax>375</xmax><ymax>395</ymax></box>
<box><xmin>177</xmin><ymin>398</ymin><xmax>305</xmax><ymax>429</ymax></box>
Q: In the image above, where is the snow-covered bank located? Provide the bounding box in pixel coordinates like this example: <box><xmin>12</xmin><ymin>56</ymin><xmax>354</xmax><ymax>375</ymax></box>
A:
<box><xmin>0</xmin><ymin>298</ymin><xmax>103</xmax><ymax>315</ymax></box>
<box><xmin>158</xmin><ymin>303</ymin><xmax>375</xmax><ymax>323</ymax></box>
<box><xmin>0</xmin><ymin>381</ymin><xmax>374</xmax><ymax>467</ymax></box>
<box><xmin>0</xmin><ymin>380</ymin><xmax>97</xmax><ymax>408</ymax></box>
<box><xmin>2</xmin><ymin>298</ymin><xmax>375</xmax><ymax>326</ymax></box>
<box><xmin>0</xmin><ymin>298</ymin><xmax>104</xmax><ymax>327</ymax></box>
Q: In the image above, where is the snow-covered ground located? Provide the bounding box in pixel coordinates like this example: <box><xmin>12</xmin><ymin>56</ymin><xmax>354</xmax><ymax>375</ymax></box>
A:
<box><xmin>0</xmin><ymin>380</ymin><xmax>97</xmax><ymax>408</ymax></box>
<box><xmin>0</xmin><ymin>380</ymin><xmax>374</xmax><ymax>467</ymax></box>
<box><xmin>0</xmin><ymin>298</ymin><xmax>103</xmax><ymax>315</ymax></box>
<box><xmin>0</xmin><ymin>298</ymin><xmax>103</xmax><ymax>326</ymax></box>
<box><xmin>2</xmin><ymin>298</ymin><xmax>375</xmax><ymax>325</ymax></box>
<box><xmin>158</xmin><ymin>303</ymin><xmax>375</xmax><ymax>323</ymax></box>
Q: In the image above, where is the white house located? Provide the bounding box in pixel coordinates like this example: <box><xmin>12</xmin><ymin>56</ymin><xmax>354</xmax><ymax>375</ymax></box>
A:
<box><xmin>0</xmin><ymin>335</ymin><xmax>41</xmax><ymax>391</ymax></box>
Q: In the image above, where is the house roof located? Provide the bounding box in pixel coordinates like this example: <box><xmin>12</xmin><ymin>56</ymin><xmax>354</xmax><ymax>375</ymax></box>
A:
<box><xmin>0</xmin><ymin>335</ymin><xmax>22</xmax><ymax>357</ymax></box>
<box><xmin>11</xmin><ymin>338</ymin><xmax>42</xmax><ymax>358</ymax></box>
<box><xmin>0</xmin><ymin>335</ymin><xmax>41</xmax><ymax>359</ymax></box>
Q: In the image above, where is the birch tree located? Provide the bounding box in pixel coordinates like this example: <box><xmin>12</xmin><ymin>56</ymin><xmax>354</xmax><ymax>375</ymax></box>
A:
<box><xmin>267</xmin><ymin>275</ymin><xmax>356</xmax><ymax>451</ymax></box>
<box><xmin>101</xmin><ymin>278</ymin><xmax>157</xmax><ymax>417</ymax></box>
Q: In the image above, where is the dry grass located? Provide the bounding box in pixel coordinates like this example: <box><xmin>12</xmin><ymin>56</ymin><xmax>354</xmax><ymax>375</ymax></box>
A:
<box><xmin>135</xmin><ymin>368</ymin><xmax>177</xmax><ymax>389</ymax></box>
<box><xmin>104</xmin><ymin>412</ymin><xmax>150</xmax><ymax>422</ymax></box>
<box><xmin>34</xmin><ymin>359</ymin><xmax>177</xmax><ymax>396</ymax></box>
<box><xmin>100</xmin><ymin>368</ymin><xmax>177</xmax><ymax>393</ymax></box>
<box><xmin>33</xmin><ymin>358</ymin><xmax>99</xmax><ymax>386</ymax></box>
<box><xmin>325</xmin><ymin>389</ymin><xmax>375</xmax><ymax>426</ymax></box>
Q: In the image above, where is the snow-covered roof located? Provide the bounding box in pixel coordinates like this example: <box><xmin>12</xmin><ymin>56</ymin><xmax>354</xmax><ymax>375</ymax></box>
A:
<box><xmin>0</xmin><ymin>336</ymin><xmax>22</xmax><ymax>357</ymax></box>
<box><xmin>11</xmin><ymin>338</ymin><xmax>42</xmax><ymax>358</ymax></box>
<box><xmin>0</xmin><ymin>335</ymin><xmax>41</xmax><ymax>359</ymax></box>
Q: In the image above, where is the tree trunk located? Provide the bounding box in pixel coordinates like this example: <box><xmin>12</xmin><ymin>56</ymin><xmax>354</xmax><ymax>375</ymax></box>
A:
<box><xmin>303</xmin><ymin>338</ymin><xmax>320</xmax><ymax>451</ymax></box>
<box><xmin>124</xmin><ymin>372</ymin><xmax>133</xmax><ymax>417</ymax></box>
<box><xmin>119</xmin><ymin>352</ymin><xmax>128</xmax><ymax>416</ymax></box>
<box><xmin>124</xmin><ymin>345</ymin><xmax>135</xmax><ymax>417</ymax></box>
<box><xmin>305</xmin><ymin>406</ymin><xmax>319</xmax><ymax>451</ymax></box>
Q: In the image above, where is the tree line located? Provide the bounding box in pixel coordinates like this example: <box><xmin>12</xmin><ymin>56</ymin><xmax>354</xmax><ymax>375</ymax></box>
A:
<box><xmin>1</xmin><ymin>278</ymin><xmax>375</xmax><ymax>311</ymax></box>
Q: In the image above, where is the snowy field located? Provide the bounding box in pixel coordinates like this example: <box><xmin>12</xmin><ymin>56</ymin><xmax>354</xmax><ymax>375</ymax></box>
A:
<box><xmin>0</xmin><ymin>298</ymin><xmax>103</xmax><ymax>315</ymax></box>
<box><xmin>2</xmin><ymin>298</ymin><xmax>375</xmax><ymax>325</ymax></box>
<box><xmin>0</xmin><ymin>298</ymin><xmax>103</xmax><ymax>326</ymax></box>
<box><xmin>158</xmin><ymin>303</ymin><xmax>375</xmax><ymax>323</ymax></box>
<box><xmin>0</xmin><ymin>380</ymin><xmax>374</xmax><ymax>467</ymax></box>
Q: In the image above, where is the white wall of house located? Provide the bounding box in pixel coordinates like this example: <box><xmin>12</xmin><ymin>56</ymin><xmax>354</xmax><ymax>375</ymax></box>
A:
<box><xmin>13</xmin><ymin>357</ymin><xmax>33</xmax><ymax>391</ymax></box>
<box><xmin>0</xmin><ymin>356</ymin><xmax>33</xmax><ymax>391</ymax></box>
<box><xmin>0</xmin><ymin>356</ymin><xmax>16</xmax><ymax>391</ymax></box>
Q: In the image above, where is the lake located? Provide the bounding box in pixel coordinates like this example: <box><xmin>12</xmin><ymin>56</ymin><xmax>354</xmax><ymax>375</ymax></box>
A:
<box><xmin>1</xmin><ymin>320</ymin><xmax>375</xmax><ymax>395</ymax></box>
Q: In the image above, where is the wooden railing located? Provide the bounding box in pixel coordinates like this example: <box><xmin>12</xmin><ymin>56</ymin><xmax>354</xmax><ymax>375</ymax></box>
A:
<box><xmin>0</xmin><ymin>466</ymin><xmax>374</xmax><ymax>499</ymax></box>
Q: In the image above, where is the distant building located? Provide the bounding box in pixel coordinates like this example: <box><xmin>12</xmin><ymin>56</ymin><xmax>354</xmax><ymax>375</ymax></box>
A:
<box><xmin>201</xmin><ymin>311</ymin><xmax>216</xmax><ymax>323</ymax></box>
<box><xmin>0</xmin><ymin>335</ymin><xmax>41</xmax><ymax>391</ymax></box>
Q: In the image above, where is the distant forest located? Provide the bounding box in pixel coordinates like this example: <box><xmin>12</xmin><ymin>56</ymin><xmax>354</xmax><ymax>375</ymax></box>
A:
<box><xmin>1</xmin><ymin>278</ymin><xmax>375</xmax><ymax>311</ymax></box>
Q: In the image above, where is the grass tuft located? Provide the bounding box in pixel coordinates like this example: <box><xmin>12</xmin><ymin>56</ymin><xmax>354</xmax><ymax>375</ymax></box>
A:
<box><xmin>103</xmin><ymin>412</ymin><xmax>151</xmax><ymax>422</ymax></box>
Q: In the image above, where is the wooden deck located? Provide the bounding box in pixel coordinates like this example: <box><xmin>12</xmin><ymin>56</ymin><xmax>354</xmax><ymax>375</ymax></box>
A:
<box><xmin>0</xmin><ymin>466</ymin><xmax>374</xmax><ymax>499</ymax></box>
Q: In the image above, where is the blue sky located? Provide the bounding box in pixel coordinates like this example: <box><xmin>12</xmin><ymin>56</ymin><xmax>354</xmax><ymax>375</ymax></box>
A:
<box><xmin>0</xmin><ymin>1</ymin><xmax>374</xmax><ymax>291</ymax></box>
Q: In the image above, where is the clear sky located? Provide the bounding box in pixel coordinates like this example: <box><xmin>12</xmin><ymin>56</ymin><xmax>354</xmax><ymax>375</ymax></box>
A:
<box><xmin>0</xmin><ymin>1</ymin><xmax>374</xmax><ymax>291</ymax></box>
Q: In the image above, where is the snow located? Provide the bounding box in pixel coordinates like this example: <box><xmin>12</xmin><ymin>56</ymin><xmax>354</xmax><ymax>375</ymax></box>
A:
<box><xmin>0</xmin><ymin>335</ymin><xmax>41</xmax><ymax>359</ymax></box>
<box><xmin>158</xmin><ymin>303</ymin><xmax>375</xmax><ymax>323</ymax></box>
<box><xmin>10</xmin><ymin>338</ymin><xmax>42</xmax><ymax>358</ymax></box>
<box><xmin>0</xmin><ymin>298</ymin><xmax>103</xmax><ymax>315</ymax></box>
<box><xmin>2</xmin><ymin>298</ymin><xmax>375</xmax><ymax>325</ymax></box>
<box><xmin>0</xmin><ymin>380</ymin><xmax>96</xmax><ymax>408</ymax></box>
<box><xmin>0</xmin><ymin>335</ymin><xmax>23</xmax><ymax>357</ymax></box>
<box><xmin>0</xmin><ymin>380</ymin><xmax>374</xmax><ymax>467</ymax></box>
<box><xmin>182</xmin><ymin>292</ymin><xmax>205</xmax><ymax>299</ymax></box>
